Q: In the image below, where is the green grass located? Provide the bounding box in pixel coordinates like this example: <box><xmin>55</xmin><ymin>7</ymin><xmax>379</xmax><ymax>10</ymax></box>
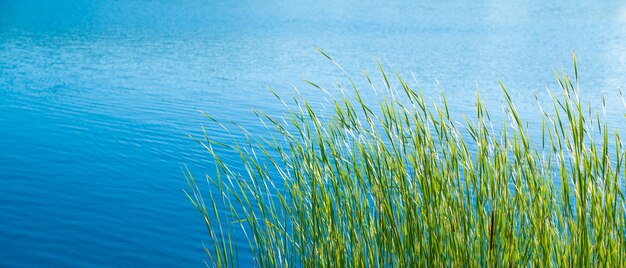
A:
<box><xmin>185</xmin><ymin>55</ymin><xmax>625</xmax><ymax>267</ymax></box>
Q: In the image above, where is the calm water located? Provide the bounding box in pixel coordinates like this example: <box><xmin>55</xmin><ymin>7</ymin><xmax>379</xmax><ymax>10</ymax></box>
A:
<box><xmin>1</xmin><ymin>0</ymin><xmax>624</xmax><ymax>266</ymax></box>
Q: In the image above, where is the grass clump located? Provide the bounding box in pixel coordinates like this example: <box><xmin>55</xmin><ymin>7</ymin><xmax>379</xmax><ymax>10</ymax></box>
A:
<box><xmin>185</xmin><ymin>56</ymin><xmax>625</xmax><ymax>267</ymax></box>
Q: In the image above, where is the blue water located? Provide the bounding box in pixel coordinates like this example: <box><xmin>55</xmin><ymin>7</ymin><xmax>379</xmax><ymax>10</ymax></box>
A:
<box><xmin>1</xmin><ymin>0</ymin><xmax>624</xmax><ymax>266</ymax></box>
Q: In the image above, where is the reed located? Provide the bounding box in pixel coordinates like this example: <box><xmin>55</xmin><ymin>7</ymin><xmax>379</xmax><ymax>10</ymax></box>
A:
<box><xmin>185</xmin><ymin>55</ymin><xmax>625</xmax><ymax>267</ymax></box>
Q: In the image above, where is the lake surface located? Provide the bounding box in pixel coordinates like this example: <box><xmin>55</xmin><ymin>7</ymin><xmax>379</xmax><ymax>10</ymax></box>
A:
<box><xmin>1</xmin><ymin>0</ymin><xmax>624</xmax><ymax>266</ymax></box>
